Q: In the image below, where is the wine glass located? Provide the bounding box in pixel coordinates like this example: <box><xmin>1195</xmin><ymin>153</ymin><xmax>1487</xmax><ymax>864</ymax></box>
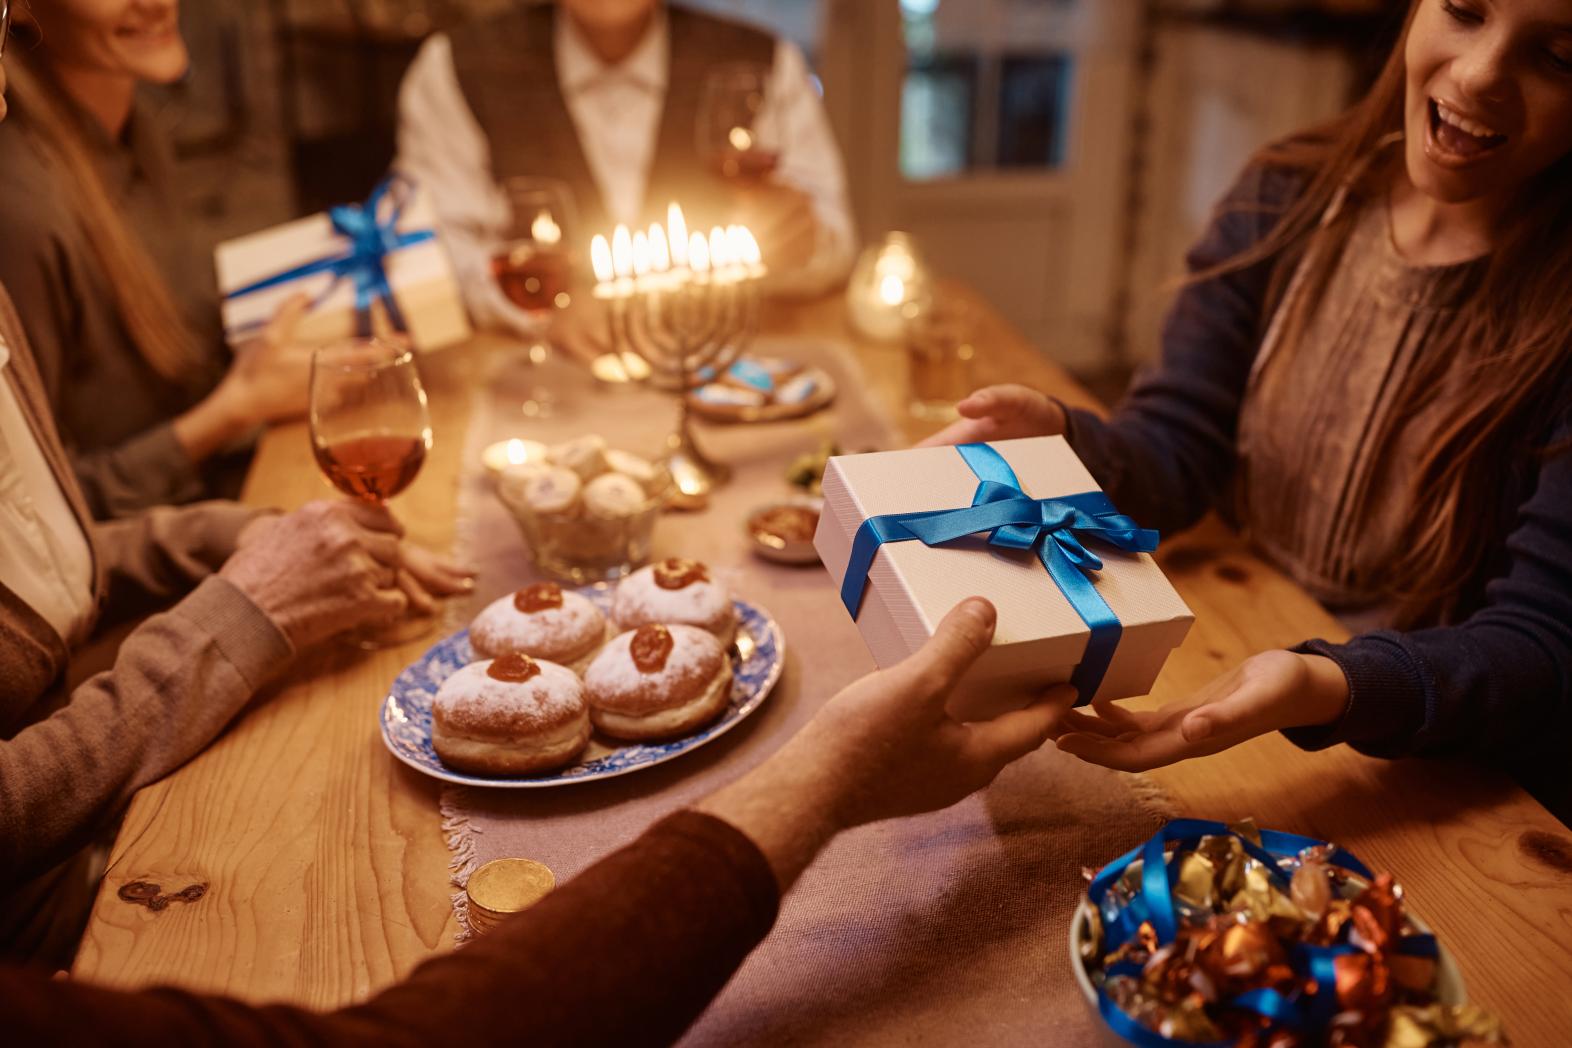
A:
<box><xmin>309</xmin><ymin>336</ymin><xmax>434</xmax><ymax>648</ymax></box>
<box><xmin>697</xmin><ymin>63</ymin><xmax>780</xmax><ymax>182</ymax></box>
<box><xmin>492</xmin><ymin>176</ymin><xmax>577</xmax><ymax>418</ymax></box>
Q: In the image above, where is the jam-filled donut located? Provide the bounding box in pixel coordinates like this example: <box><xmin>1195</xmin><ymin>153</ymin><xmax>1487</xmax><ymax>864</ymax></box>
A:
<box><xmin>583</xmin><ymin>625</ymin><xmax>733</xmax><ymax>741</ymax></box>
<box><xmin>469</xmin><ymin>582</ymin><xmax>610</xmax><ymax>673</ymax></box>
<box><xmin>432</xmin><ymin>653</ymin><xmax>590</xmax><ymax>775</ymax></box>
<box><xmin>612</xmin><ymin>558</ymin><xmax>737</xmax><ymax>648</ymax></box>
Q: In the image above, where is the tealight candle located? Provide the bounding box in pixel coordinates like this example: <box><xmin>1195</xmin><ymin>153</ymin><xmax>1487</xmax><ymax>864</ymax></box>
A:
<box><xmin>482</xmin><ymin>438</ymin><xmax>548</xmax><ymax>477</ymax></box>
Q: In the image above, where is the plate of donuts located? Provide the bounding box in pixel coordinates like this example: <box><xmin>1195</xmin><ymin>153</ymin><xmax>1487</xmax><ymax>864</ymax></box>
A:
<box><xmin>380</xmin><ymin>560</ymin><xmax>785</xmax><ymax>787</ymax></box>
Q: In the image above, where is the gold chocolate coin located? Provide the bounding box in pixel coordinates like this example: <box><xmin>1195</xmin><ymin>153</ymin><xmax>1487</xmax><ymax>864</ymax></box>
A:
<box><xmin>466</xmin><ymin>858</ymin><xmax>556</xmax><ymax>921</ymax></box>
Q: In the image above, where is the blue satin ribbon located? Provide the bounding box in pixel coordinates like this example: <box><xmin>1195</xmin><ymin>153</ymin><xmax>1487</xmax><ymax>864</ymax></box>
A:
<box><xmin>1085</xmin><ymin>820</ymin><xmax>1440</xmax><ymax>1046</ymax></box>
<box><xmin>838</xmin><ymin>442</ymin><xmax>1158</xmax><ymax>705</ymax></box>
<box><xmin>225</xmin><ymin>174</ymin><xmax>436</xmax><ymax>337</ymax></box>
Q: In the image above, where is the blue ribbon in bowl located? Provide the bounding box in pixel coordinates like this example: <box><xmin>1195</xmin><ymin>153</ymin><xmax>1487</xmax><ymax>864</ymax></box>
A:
<box><xmin>1084</xmin><ymin>819</ymin><xmax>1443</xmax><ymax>1046</ymax></box>
<box><xmin>837</xmin><ymin>442</ymin><xmax>1158</xmax><ymax>705</ymax></box>
<box><xmin>225</xmin><ymin>174</ymin><xmax>437</xmax><ymax>338</ymax></box>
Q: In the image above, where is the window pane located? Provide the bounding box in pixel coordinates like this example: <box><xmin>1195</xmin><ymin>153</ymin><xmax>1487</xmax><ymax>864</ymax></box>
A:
<box><xmin>900</xmin><ymin>0</ymin><xmax>1078</xmax><ymax>180</ymax></box>
<box><xmin>996</xmin><ymin>54</ymin><xmax>1071</xmax><ymax>169</ymax></box>
<box><xmin>900</xmin><ymin>58</ymin><xmax>976</xmax><ymax>180</ymax></box>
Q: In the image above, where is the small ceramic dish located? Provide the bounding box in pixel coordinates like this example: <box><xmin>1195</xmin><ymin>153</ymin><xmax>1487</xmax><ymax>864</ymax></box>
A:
<box><xmin>746</xmin><ymin>498</ymin><xmax>823</xmax><ymax>565</ymax></box>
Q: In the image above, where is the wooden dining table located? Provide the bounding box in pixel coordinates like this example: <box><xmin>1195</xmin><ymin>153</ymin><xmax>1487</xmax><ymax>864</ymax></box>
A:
<box><xmin>72</xmin><ymin>285</ymin><xmax>1572</xmax><ymax>1046</ymax></box>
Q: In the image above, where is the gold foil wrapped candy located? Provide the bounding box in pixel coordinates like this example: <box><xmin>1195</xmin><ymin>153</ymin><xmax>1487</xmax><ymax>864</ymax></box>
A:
<box><xmin>1079</xmin><ymin>824</ymin><xmax>1507</xmax><ymax>1046</ymax></box>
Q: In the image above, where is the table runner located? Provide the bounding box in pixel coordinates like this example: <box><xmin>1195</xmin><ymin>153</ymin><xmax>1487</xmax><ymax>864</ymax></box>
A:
<box><xmin>440</xmin><ymin>338</ymin><xmax>1174</xmax><ymax>1044</ymax></box>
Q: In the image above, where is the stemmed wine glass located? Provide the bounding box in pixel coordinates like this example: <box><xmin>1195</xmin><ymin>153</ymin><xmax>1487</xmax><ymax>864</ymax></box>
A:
<box><xmin>491</xmin><ymin>176</ymin><xmax>577</xmax><ymax>418</ymax></box>
<box><xmin>310</xmin><ymin>336</ymin><xmax>434</xmax><ymax>648</ymax></box>
<box><xmin>697</xmin><ymin>63</ymin><xmax>780</xmax><ymax>182</ymax></box>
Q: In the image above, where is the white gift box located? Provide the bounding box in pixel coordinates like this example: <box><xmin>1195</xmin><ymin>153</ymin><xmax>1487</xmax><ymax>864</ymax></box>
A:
<box><xmin>216</xmin><ymin>179</ymin><xmax>471</xmax><ymax>352</ymax></box>
<box><xmin>814</xmin><ymin>437</ymin><xmax>1194</xmax><ymax>719</ymax></box>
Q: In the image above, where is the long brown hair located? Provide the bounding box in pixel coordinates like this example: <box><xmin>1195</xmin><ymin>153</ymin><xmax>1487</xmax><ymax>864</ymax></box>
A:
<box><xmin>5</xmin><ymin>51</ymin><xmax>203</xmax><ymax>388</ymax></box>
<box><xmin>1206</xmin><ymin>0</ymin><xmax>1572</xmax><ymax>628</ymax></box>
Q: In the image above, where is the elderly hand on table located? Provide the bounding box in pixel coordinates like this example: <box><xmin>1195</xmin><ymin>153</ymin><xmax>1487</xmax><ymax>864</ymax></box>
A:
<box><xmin>1049</xmin><ymin>650</ymin><xmax>1351</xmax><ymax>772</ymax></box>
<box><xmin>224</xmin><ymin>500</ymin><xmax>474</xmax><ymax>650</ymax></box>
<box><xmin>699</xmin><ymin>598</ymin><xmax>1078</xmax><ymax>889</ymax></box>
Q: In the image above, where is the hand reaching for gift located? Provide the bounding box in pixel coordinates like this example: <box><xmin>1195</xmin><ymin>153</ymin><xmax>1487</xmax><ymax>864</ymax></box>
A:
<box><xmin>916</xmin><ymin>385</ymin><xmax>1067</xmax><ymax>448</ymax></box>
<box><xmin>1050</xmin><ymin>650</ymin><xmax>1351</xmax><ymax>772</ymax></box>
<box><xmin>698</xmin><ymin>598</ymin><xmax>1079</xmax><ymax>888</ymax></box>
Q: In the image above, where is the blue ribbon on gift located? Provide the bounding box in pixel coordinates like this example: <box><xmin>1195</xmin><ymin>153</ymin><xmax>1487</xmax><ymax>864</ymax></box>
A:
<box><xmin>225</xmin><ymin>174</ymin><xmax>436</xmax><ymax>337</ymax></box>
<box><xmin>1085</xmin><ymin>819</ymin><xmax>1438</xmax><ymax>1046</ymax></box>
<box><xmin>838</xmin><ymin>442</ymin><xmax>1159</xmax><ymax>705</ymax></box>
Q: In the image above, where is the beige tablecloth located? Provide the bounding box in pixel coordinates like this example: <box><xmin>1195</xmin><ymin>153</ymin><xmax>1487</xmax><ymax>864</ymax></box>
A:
<box><xmin>441</xmin><ymin>339</ymin><xmax>1172</xmax><ymax>1045</ymax></box>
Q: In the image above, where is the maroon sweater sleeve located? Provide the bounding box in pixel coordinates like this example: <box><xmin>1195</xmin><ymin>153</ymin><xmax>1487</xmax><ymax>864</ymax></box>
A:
<box><xmin>6</xmin><ymin>811</ymin><xmax>779</xmax><ymax>1047</ymax></box>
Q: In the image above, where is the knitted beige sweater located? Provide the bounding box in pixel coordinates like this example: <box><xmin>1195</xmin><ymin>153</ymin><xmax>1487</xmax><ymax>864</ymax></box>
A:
<box><xmin>0</xmin><ymin>285</ymin><xmax>291</xmax><ymax>890</ymax></box>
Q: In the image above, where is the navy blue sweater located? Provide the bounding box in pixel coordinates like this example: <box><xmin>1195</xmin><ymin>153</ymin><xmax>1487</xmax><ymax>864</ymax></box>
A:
<box><xmin>1062</xmin><ymin>165</ymin><xmax>1572</xmax><ymax>821</ymax></box>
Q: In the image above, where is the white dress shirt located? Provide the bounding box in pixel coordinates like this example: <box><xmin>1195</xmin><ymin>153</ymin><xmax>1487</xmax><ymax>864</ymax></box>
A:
<box><xmin>397</xmin><ymin>7</ymin><xmax>856</xmax><ymax>331</ymax></box>
<box><xmin>0</xmin><ymin>332</ymin><xmax>95</xmax><ymax>647</ymax></box>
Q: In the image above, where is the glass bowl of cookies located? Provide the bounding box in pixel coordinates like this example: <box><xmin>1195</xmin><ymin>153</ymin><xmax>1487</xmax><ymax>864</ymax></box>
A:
<box><xmin>495</xmin><ymin>436</ymin><xmax>673</xmax><ymax>583</ymax></box>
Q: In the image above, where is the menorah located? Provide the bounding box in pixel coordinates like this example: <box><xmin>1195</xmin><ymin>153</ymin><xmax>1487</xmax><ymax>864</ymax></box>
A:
<box><xmin>591</xmin><ymin>204</ymin><xmax>766</xmax><ymax>498</ymax></box>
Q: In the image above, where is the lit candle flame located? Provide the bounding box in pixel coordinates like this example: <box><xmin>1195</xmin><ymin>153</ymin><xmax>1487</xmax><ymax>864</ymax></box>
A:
<box><xmin>708</xmin><ymin>226</ymin><xmax>731</xmax><ymax>270</ymax></box>
<box><xmin>648</xmin><ymin>223</ymin><xmax>671</xmax><ymax>272</ymax></box>
<box><xmin>879</xmin><ymin>273</ymin><xmax>906</xmax><ymax>305</ymax></box>
<box><xmin>632</xmin><ymin>230</ymin><xmax>651</xmax><ymax>277</ymax></box>
<box><xmin>612</xmin><ymin>225</ymin><xmax>634</xmax><ymax>279</ymax></box>
<box><xmin>728</xmin><ymin>126</ymin><xmax>754</xmax><ymax>152</ymax></box>
<box><xmin>689</xmin><ymin>231</ymin><xmax>711</xmax><ymax>274</ymax></box>
<box><xmin>667</xmin><ymin>203</ymin><xmax>689</xmax><ymax>268</ymax></box>
<box><xmin>725</xmin><ymin>225</ymin><xmax>747</xmax><ymax>267</ymax></box>
<box><xmin>740</xmin><ymin>227</ymin><xmax>763</xmax><ymax>267</ymax></box>
<box><xmin>530</xmin><ymin>210</ymin><xmax>562</xmax><ymax>245</ymax></box>
<box><xmin>591</xmin><ymin>235</ymin><xmax>613</xmax><ymax>284</ymax></box>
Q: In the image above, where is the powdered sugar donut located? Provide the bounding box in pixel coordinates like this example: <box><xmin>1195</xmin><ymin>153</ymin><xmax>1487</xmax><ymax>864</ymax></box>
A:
<box><xmin>469</xmin><ymin>582</ymin><xmax>611</xmax><ymax>673</ymax></box>
<box><xmin>584</xmin><ymin>624</ymin><xmax>732</xmax><ymax>741</ymax></box>
<box><xmin>612</xmin><ymin>558</ymin><xmax>737</xmax><ymax>648</ymax></box>
<box><xmin>432</xmin><ymin>654</ymin><xmax>590</xmax><ymax>775</ymax></box>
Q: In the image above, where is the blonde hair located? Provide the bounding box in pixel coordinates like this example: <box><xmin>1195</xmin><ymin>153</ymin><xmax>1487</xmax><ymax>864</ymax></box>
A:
<box><xmin>7</xmin><ymin>53</ymin><xmax>203</xmax><ymax>387</ymax></box>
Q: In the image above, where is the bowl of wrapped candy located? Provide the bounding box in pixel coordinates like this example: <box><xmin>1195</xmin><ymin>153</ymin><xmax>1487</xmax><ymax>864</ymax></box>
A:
<box><xmin>1070</xmin><ymin>819</ymin><xmax>1505</xmax><ymax>1047</ymax></box>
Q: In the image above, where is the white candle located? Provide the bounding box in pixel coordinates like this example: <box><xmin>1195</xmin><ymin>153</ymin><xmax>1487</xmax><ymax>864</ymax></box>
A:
<box><xmin>591</xmin><ymin>234</ymin><xmax>614</xmax><ymax>299</ymax></box>
<box><xmin>644</xmin><ymin>222</ymin><xmax>680</xmax><ymax>290</ymax></box>
<box><xmin>667</xmin><ymin>203</ymin><xmax>689</xmax><ymax>269</ymax></box>
<box><xmin>648</xmin><ymin>222</ymin><xmax>671</xmax><ymax>273</ymax></box>
<box><xmin>688</xmin><ymin>231</ymin><xmax>711</xmax><ymax>276</ymax></box>
<box><xmin>708</xmin><ymin>226</ymin><xmax>732</xmax><ymax>281</ymax></box>
<box><xmin>734</xmin><ymin>226</ymin><xmax>765</xmax><ymax>278</ymax></box>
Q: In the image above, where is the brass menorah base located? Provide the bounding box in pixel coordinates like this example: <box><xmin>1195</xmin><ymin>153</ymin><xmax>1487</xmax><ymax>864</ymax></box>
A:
<box><xmin>608</xmin><ymin>275</ymin><xmax>758</xmax><ymax>499</ymax></box>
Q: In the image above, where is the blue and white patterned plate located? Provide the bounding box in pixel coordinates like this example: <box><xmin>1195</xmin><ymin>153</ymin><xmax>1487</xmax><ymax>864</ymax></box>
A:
<box><xmin>380</xmin><ymin>586</ymin><xmax>785</xmax><ymax>787</ymax></box>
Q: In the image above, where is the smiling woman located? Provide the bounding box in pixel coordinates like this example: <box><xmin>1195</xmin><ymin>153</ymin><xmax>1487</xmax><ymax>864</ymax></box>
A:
<box><xmin>0</xmin><ymin>0</ymin><xmax>330</xmax><ymax>518</ymax></box>
<box><xmin>925</xmin><ymin>0</ymin><xmax>1572</xmax><ymax>820</ymax></box>
<box><xmin>1397</xmin><ymin>0</ymin><xmax>1572</xmax><ymax>258</ymax></box>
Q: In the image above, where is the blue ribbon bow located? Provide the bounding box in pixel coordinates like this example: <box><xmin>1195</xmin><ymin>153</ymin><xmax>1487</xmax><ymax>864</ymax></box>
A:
<box><xmin>226</xmin><ymin>174</ymin><xmax>437</xmax><ymax>337</ymax></box>
<box><xmin>1085</xmin><ymin>819</ymin><xmax>1438</xmax><ymax>1046</ymax></box>
<box><xmin>838</xmin><ymin>442</ymin><xmax>1158</xmax><ymax>705</ymax></box>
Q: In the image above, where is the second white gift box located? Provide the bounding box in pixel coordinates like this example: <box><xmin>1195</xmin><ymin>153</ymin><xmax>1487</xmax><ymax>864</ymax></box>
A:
<box><xmin>216</xmin><ymin>175</ymin><xmax>471</xmax><ymax>352</ymax></box>
<box><xmin>814</xmin><ymin>437</ymin><xmax>1193</xmax><ymax>719</ymax></box>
